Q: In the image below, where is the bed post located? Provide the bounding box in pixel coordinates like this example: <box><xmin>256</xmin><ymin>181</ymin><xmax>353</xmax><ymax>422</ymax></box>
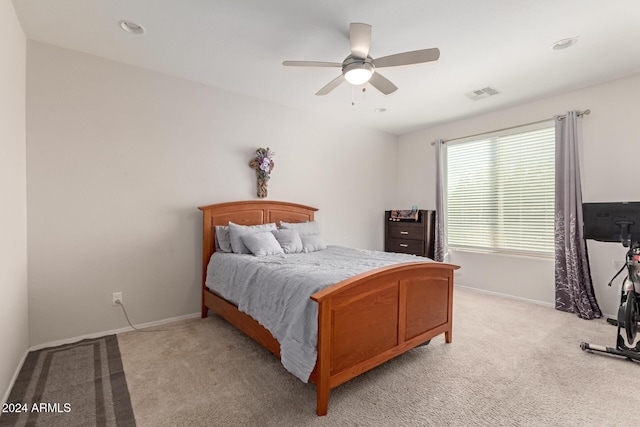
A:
<box><xmin>445</xmin><ymin>277</ymin><xmax>454</xmax><ymax>343</ymax></box>
<box><xmin>201</xmin><ymin>301</ymin><xmax>208</xmax><ymax>319</ymax></box>
<box><xmin>201</xmin><ymin>208</ymin><xmax>213</xmax><ymax>318</ymax></box>
<box><xmin>316</xmin><ymin>298</ymin><xmax>332</xmax><ymax>416</ymax></box>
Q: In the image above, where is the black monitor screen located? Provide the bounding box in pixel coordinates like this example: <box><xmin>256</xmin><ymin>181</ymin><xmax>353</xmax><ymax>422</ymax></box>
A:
<box><xmin>582</xmin><ymin>202</ymin><xmax>640</xmax><ymax>243</ymax></box>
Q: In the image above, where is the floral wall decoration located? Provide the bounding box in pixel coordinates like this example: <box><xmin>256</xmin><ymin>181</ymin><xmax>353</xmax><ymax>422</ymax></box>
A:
<box><xmin>249</xmin><ymin>147</ymin><xmax>275</xmax><ymax>198</ymax></box>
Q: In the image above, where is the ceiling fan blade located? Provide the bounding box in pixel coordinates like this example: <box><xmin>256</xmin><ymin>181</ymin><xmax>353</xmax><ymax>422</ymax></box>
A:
<box><xmin>373</xmin><ymin>48</ymin><xmax>440</xmax><ymax>68</ymax></box>
<box><xmin>349</xmin><ymin>23</ymin><xmax>372</xmax><ymax>59</ymax></box>
<box><xmin>315</xmin><ymin>75</ymin><xmax>345</xmax><ymax>96</ymax></box>
<box><xmin>369</xmin><ymin>72</ymin><xmax>398</xmax><ymax>95</ymax></box>
<box><xmin>282</xmin><ymin>60</ymin><xmax>341</xmax><ymax>67</ymax></box>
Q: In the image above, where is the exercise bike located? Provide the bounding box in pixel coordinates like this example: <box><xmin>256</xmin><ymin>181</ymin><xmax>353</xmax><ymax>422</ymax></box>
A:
<box><xmin>580</xmin><ymin>241</ymin><xmax>640</xmax><ymax>362</ymax></box>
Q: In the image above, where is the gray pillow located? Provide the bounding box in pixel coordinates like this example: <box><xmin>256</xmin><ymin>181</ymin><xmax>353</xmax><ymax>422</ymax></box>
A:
<box><xmin>228</xmin><ymin>222</ymin><xmax>277</xmax><ymax>254</ymax></box>
<box><xmin>301</xmin><ymin>234</ymin><xmax>327</xmax><ymax>253</ymax></box>
<box><xmin>279</xmin><ymin>220</ymin><xmax>321</xmax><ymax>236</ymax></box>
<box><xmin>214</xmin><ymin>225</ymin><xmax>232</xmax><ymax>253</ymax></box>
<box><xmin>279</xmin><ymin>221</ymin><xmax>327</xmax><ymax>253</ymax></box>
<box><xmin>240</xmin><ymin>231</ymin><xmax>284</xmax><ymax>256</ymax></box>
<box><xmin>271</xmin><ymin>229</ymin><xmax>304</xmax><ymax>254</ymax></box>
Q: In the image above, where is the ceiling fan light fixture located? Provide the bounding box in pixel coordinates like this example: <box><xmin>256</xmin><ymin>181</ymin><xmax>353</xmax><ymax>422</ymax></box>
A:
<box><xmin>344</xmin><ymin>68</ymin><xmax>373</xmax><ymax>85</ymax></box>
<box><xmin>343</xmin><ymin>57</ymin><xmax>374</xmax><ymax>85</ymax></box>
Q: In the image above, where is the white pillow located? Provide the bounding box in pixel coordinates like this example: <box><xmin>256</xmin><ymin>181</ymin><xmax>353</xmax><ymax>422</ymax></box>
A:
<box><xmin>228</xmin><ymin>222</ymin><xmax>277</xmax><ymax>254</ymax></box>
<box><xmin>279</xmin><ymin>221</ymin><xmax>326</xmax><ymax>253</ymax></box>
<box><xmin>279</xmin><ymin>220</ymin><xmax>321</xmax><ymax>236</ymax></box>
<box><xmin>271</xmin><ymin>229</ymin><xmax>304</xmax><ymax>254</ymax></box>
<box><xmin>301</xmin><ymin>234</ymin><xmax>327</xmax><ymax>253</ymax></box>
<box><xmin>215</xmin><ymin>225</ymin><xmax>232</xmax><ymax>253</ymax></box>
<box><xmin>240</xmin><ymin>232</ymin><xmax>284</xmax><ymax>256</ymax></box>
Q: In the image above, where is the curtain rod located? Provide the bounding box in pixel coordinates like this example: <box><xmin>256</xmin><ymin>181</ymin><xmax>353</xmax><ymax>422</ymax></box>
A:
<box><xmin>430</xmin><ymin>109</ymin><xmax>590</xmax><ymax>146</ymax></box>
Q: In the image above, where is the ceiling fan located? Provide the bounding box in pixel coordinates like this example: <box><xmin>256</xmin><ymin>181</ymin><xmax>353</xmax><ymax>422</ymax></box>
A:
<box><xmin>282</xmin><ymin>23</ymin><xmax>440</xmax><ymax>96</ymax></box>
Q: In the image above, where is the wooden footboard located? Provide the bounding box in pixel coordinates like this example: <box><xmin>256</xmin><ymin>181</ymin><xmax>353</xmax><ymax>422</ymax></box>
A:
<box><xmin>198</xmin><ymin>201</ymin><xmax>459</xmax><ymax>416</ymax></box>
<box><xmin>309</xmin><ymin>261</ymin><xmax>457</xmax><ymax>415</ymax></box>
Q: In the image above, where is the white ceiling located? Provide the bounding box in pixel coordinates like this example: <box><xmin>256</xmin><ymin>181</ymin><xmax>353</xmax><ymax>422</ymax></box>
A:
<box><xmin>12</xmin><ymin>0</ymin><xmax>640</xmax><ymax>135</ymax></box>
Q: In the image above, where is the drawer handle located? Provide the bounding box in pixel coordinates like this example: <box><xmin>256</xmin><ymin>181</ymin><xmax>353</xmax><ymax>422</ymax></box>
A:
<box><xmin>399</xmin><ymin>243</ymin><xmax>409</xmax><ymax>248</ymax></box>
<box><xmin>400</xmin><ymin>231</ymin><xmax>409</xmax><ymax>235</ymax></box>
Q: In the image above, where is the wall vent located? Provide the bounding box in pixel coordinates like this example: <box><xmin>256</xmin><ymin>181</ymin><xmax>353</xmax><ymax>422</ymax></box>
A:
<box><xmin>465</xmin><ymin>86</ymin><xmax>500</xmax><ymax>101</ymax></box>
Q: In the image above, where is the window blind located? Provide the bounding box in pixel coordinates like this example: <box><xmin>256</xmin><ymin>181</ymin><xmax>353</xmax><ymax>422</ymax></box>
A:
<box><xmin>446</xmin><ymin>124</ymin><xmax>555</xmax><ymax>256</ymax></box>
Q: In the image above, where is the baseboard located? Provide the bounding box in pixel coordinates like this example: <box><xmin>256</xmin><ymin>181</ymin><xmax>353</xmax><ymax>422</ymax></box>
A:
<box><xmin>2</xmin><ymin>349</ymin><xmax>28</xmax><ymax>406</ymax></box>
<box><xmin>29</xmin><ymin>312</ymin><xmax>201</xmax><ymax>352</ymax></box>
<box><xmin>456</xmin><ymin>285</ymin><xmax>617</xmax><ymax>319</ymax></box>
<box><xmin>455</xmin><ymin>284</ymin><xmax>554</xmax><ymax>308</ymax></box>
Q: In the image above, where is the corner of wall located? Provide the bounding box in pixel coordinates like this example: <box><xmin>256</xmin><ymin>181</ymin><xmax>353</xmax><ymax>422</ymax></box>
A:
<box><xmin>0</xmin><ymin>0</ymin><xmax>29</xmax><ymax>404</ymax></box>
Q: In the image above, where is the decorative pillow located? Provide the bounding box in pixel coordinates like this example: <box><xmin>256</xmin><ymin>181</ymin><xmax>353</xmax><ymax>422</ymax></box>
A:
<box><xmin>279</xmin><ymin>220</ymin><xmax>321</xmax><ymax>236</ymax></box>
<box><xmin>240</xmin><ymin>232</ymin><xmax>284</xmax><ymax>256</ymax></box>
<box><xmin>228</xmin><ymin>222</ymin><xmax>277</xmax><ymax>254</ymax></box>
<box><xmin>214</xmin><ymin>225</ymin><xmax>232</xmax><ymax>253</ymax></box>
<box><xmin>301</xmin><ymin>234</ymin><xmax>327</xmax><ymax>253</ymax></box>
<box><xmin>271</xmin><ymin>229</ymin><xmax>304</xmax><ymax>254</ymax></box>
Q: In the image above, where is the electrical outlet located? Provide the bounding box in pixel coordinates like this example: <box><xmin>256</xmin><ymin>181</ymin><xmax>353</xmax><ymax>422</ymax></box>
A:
<box><xmin>112</xmin><ymin>292</ymin><xmax>122</xmax><ymax>306</ymax></box>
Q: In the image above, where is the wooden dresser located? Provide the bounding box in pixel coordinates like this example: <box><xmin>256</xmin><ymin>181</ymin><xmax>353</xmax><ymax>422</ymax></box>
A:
<box><xmin>384</xmin><ymin>210</ymin><xmax>436</xmax><ymax>259</ymax></box>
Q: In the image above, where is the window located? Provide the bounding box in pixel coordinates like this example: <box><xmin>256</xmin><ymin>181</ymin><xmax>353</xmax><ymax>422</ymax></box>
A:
<box><xmin>446</xmin><ymin>123</ymin><xmax>555</xmax><ymax>256</ymax></box>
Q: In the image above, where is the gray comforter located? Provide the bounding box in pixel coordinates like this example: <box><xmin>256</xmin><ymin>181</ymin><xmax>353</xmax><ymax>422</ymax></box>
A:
<box><xmin>205</xmin><ymin>246</ymin><xmax>432</xmax><ymax>382</ymax></box>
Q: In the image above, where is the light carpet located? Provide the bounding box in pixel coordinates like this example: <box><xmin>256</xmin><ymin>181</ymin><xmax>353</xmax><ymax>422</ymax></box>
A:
<box><xmin>117</xmin><ymin>288</ymin><xmax>640</xmax><ymax>426</ymax></box>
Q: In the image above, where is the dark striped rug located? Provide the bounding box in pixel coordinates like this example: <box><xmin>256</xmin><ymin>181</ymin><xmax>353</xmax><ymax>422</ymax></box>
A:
<box><xmin>0</xmin><ymin>335</ymin><xmax>135</xmax><ymax>427</ymax></box>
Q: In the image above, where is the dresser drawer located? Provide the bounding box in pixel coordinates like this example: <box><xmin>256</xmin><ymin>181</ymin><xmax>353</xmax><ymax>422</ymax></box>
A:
<box><xmin>388</xmin><ymin>223</ymin><xmax>424</xmax><ymax>240</ymax></box>
<box><xmin>385</xmin><ymin>238</ymin><xmax>424</xmax><ymax>256</ymax></box>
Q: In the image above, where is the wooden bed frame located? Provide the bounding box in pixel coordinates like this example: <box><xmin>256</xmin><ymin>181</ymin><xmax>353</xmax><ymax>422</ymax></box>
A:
<box><xmin>198</xmin><ymin>200</ymin><xmax>459</xmax><ymax>416</ymax></box>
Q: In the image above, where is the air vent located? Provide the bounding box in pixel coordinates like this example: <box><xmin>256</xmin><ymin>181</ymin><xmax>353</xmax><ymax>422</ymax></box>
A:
<box><xmin>465</xmin><ymin>86</ymin><xmax>500</xmax><ymax>101</ymax></box>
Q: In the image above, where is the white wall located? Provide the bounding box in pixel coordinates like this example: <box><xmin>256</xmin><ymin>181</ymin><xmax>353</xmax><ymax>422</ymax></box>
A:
<box><xmin>396</xmin><ymin>73</ymin><xmax>640</xmax><ymax>317</ymax></box>
<box><xmin>0</xmin><ymin>1</ymin><xmax>28</xmax><ymax>403</ymax></box>
<box><xmin>26</xmin><ymin>42</ymin><xmax>398</xmax><ymax>347</ymax></box>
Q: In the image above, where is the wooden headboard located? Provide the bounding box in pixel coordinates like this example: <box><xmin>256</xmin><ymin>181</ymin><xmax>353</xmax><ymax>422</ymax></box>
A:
<box><xmin>198</xmin><ymin>200</ymin><xmax>318</xmax><ymax>287</ymax></box>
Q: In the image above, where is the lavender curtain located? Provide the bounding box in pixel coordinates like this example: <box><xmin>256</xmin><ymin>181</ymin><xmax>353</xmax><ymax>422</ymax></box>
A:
<box><xmin>434</xmin><ymin>139</ymin><xmax>448</xmax><ymax>262</ymax></box>
<box><xmin>554</xmin><ymin>111</ymin><xmax>601</xmax><ymax>319</ymax></box>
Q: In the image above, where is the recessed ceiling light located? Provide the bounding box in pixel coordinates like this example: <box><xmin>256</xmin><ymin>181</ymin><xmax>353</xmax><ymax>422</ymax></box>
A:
<box><xmin>119</xmin><ymin>20</ymin><xmax>145</xmax><ymax>35</ymax></box>
<box><xmin>552</xmin><ymin>37</ymin><xmax>578</xmax><ymax>50</ymax></box>
<box><xmin>374</xmin><ymin>108</ymin><xmax>387</xmax><ymax>113</ymax></box>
